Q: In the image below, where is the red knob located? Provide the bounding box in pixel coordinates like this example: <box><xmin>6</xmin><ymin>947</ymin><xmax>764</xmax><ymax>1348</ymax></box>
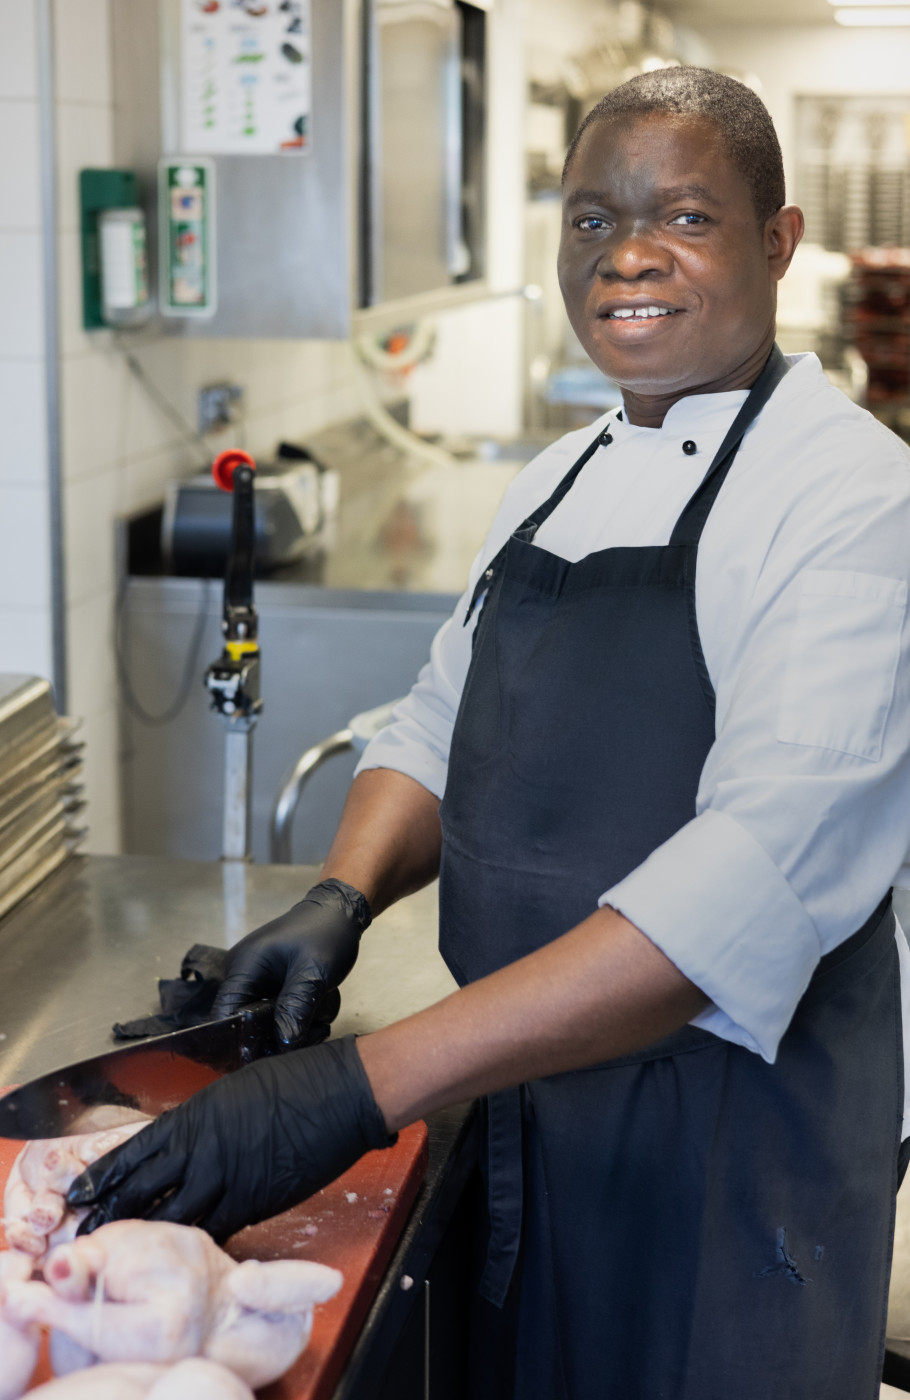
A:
<box><xmin>212</xmin><ymin>450</ymin><xmax>256</xmax><ymax>493</ymax></box>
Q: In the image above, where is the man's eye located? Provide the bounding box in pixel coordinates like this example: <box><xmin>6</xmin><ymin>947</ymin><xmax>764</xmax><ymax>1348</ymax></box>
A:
<box><xmin>575</xmin><ymin>216</ymin><xmax>609</xmax><ymax>232</ymax></box>
<box><xmin>669</xmin><ymin>212</ymin><xmax>707</xmax><ymax>226</ymax></box>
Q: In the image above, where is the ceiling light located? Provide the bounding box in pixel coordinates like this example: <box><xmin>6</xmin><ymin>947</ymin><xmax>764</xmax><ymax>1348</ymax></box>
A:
<box><xmin>834</xmin><ymin>6</ymin><xmax>910</xmax><ymax>19</ymax></box>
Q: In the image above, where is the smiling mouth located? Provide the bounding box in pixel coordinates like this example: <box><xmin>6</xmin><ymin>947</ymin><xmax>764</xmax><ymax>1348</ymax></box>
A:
<box><xmin>604</xmin><ymin>305</ymin><xmax>681</xmax><ymax>320</ymax></box>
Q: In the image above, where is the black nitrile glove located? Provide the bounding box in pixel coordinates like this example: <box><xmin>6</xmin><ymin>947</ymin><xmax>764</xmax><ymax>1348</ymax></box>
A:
<box><xmin>212</xmin><ymin>878</ymin><xmax>372</xmax><ymax>1048</ymax></box>
<box><xmin>67</xmin><ymin>1035</ymin><xmax>393</xmax><ymax>1242</ymax></box>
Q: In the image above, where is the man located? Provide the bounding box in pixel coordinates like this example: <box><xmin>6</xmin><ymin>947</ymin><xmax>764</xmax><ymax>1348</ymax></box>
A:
<box><xmin>72</xmin><ymin>69</ymin><xmax>910</xmax><ymax>1398</ymax></box>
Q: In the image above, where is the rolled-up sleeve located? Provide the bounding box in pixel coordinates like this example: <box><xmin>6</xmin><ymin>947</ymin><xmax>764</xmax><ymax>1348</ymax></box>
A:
<box><xmin>604</xmin><ymin>439</ymin><xmax>910</xmax><ymax>1062</ymax></box>
<box><xmin>602</xmin><ymin>812</ymin><xmax>822</xmax><ymax>1061</ymax></box>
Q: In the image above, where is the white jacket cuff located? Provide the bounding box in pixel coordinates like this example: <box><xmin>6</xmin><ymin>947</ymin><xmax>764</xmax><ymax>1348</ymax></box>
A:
<box><xmin>600</xmin><ymin>809</ymin><xmax>822</xmax><ymax>1063</ymax></box>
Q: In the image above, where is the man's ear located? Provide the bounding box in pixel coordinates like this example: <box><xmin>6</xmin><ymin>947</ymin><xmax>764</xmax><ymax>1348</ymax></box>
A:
<box><xmin>766</xmin><ymin>204</ymin><xmax>805</xmax><ymax>282</ymax></box>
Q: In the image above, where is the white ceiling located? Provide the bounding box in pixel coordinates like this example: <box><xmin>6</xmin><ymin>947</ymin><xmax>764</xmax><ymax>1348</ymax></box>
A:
<box><xmin>665</xmin><ymin>0</ymin><xmax>855</xmax><ymax>26</ymax></box>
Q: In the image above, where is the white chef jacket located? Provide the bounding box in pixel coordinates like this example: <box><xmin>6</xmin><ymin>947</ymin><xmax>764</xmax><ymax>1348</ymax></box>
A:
<box><xmin>357</xmin><ymin>352</ymin><xmax>910</xmax><ymax>1132</ymax></box>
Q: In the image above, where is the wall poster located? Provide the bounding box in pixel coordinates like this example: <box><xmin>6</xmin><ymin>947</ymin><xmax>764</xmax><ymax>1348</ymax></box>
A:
<box><xmin>181</xmin><ymin>0</ymin><xmax>312</xmax><ymax>155</ymax></box>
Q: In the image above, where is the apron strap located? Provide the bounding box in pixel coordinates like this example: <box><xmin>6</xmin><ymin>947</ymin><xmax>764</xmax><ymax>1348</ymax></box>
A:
<box><xmin>668</xmin><ymin>344</ymin><xmax>791</xmax><ymax>548</ymax></box>
<box><xmin>516</xmin><ymin>429</ymin><xmax>611</xmax><ymax>540</ymax></box>
<box><xmin>477</xmin><ymin>1087</ymin><xmax>525</xmax><ymax>1306</ymax></box>
<box><xmin>463</xmin><ymin>428</ymin><xmax>613</xmax><ymax>625</ymax></box>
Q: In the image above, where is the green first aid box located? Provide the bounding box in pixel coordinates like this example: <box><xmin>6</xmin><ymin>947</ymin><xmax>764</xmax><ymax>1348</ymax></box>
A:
<box><xmin>159</xmin><ymin>159</ymin><xmax>217</xmax><ymax>318</ymax></box>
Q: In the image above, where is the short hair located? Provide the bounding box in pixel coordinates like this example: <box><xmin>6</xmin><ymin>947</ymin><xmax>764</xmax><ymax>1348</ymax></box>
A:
<box><xmin>562</xmin><ymin>67</ymin><xmax>785</xmax><ymax>225</ymax></box>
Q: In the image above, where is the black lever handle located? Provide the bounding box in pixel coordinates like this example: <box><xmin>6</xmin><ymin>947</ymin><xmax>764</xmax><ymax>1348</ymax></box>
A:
<box><xmin>212</xmin><ymin>450</ymin><xmax>258</xmax><ymax>645</ymax></box>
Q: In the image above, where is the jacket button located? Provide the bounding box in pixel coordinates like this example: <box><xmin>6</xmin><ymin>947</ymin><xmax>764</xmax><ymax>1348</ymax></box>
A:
<box><xmin>599</xmin><ymin>430</ymin><xmax>613</xmax><ymax>446</ymax></box>
<box><xmin>682</xmin><ymin>440</ymin><xmax>697</xmax><ymax>455</ymax></box>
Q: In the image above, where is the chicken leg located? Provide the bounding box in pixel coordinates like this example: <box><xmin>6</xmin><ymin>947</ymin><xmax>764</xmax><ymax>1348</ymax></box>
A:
<box><xmin>3</xmin><ymin>1116</ymin><xmax>149</xmax><ymax>1259</ymax></box>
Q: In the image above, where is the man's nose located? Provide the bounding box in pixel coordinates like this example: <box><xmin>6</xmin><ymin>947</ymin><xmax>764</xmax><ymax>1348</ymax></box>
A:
<box><xmin>597</xmin><ymin>225</ymin><xmax>670</xmax><ymax>279</ymax></box>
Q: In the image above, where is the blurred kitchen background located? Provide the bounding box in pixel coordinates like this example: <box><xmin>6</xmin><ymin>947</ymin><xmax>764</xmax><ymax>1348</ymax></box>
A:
<box><xmin>3</xmin><ymin>0</ymin><xmax>910</xmax><ymax>868</ymax></box>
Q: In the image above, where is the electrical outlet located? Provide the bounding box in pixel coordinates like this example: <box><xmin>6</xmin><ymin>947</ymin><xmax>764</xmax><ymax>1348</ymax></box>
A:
<box><xmin>198</xmin><ymin>382</ymin><xmax>244</xmax><ymax>435</ymax></box>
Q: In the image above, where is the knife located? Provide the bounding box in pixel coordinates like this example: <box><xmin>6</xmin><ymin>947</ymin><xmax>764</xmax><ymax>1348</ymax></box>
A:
<box><xmin>0</xmin><ymin>1001</ymin><xmax>278</xmax><ymax>1140</ymax></box>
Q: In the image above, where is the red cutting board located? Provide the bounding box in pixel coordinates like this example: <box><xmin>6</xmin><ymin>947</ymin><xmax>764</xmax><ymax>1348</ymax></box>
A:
<box><xmin>0</xmin><ymin>1107</ymin><xmax>428</xmax><ymax>1399</ymax></box>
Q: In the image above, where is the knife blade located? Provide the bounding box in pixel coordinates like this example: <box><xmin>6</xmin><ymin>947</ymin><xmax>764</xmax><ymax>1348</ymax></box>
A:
<box><xmin>0</xmin><ymin>1001</ymin><xmax>278</xmax><ymax>1139</ymax></box>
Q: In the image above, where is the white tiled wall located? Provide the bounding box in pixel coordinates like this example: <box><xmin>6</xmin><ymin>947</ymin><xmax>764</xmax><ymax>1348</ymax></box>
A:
<box><xmin>0</xmin><ymin>0</ymin><xmax>366</xmax><ymax>854</ymax></box>
<box><xmin>55</xmin><ymin>0</ymin><xmax>122</xmax><ymax>851</ymax></box>
<box><xmin>0</xmin><ymin>231</ymin><xmax>44</xmax><ymax>358</ymax></box>
<box><xmin>0</xmin><ymin>0</ymin><xmax>54</xmax><ymax>686</ymax></box>
<box><xmin>54</xmin><ymin>0</ymin><xmax>112</xmax><ymax>106</ymax></box>
<box><xmin>0</xmin><ymin>100</ymin><xmax>42</xmax><ymax>229</ymax></box>
<box><xmin>0</xmin><ymin>0</ymin><xmax>39</xmax><ymax>101</ymax></box>
<box><xmin>0</xmin><ymin>360</ymin><xmax>46</xmax><ymax>485</ymax></box>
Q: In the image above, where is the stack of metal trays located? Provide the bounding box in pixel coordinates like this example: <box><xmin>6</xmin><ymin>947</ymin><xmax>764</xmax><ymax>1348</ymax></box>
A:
<box><xmin>0</xmin><ymin>674</ymin><xmax>86</xmax><ymax>921</ymax></box>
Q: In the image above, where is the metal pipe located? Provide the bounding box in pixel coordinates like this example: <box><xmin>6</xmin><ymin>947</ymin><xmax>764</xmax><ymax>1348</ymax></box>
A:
<box><xmin>269</xmin><ymin>729</ymin><xmax>355</xmax><ymax>864</ymax></box>
<box><xmin>35</xmin><ymin>0</ymin><xmax>66</xmax><ymax>712</ymax></box>
<box><xmin>223</xmin><ymin>718</ymin><xmax>256</xmax><ymax>862</ymax></box>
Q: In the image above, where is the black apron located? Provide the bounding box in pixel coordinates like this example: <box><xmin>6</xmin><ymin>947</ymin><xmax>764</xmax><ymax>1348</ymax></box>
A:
<box><xmin>437</xmin><ymin>348</ymin><xmax>903</xmax><ymax>1400</ymax></box>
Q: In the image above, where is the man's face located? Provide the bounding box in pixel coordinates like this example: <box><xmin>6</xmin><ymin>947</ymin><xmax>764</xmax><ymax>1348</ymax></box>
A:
<box><xmin>558</xmin><ymin>113</ymin><xmax>782</xmax><ymax>398</ymax></box>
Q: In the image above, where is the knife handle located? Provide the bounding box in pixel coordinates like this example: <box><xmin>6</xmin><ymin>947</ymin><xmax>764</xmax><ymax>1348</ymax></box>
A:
<box><xmin>238</xmin><ymin>1001</ymin><xmax>280</xmax><ymax>1063</ymax></box>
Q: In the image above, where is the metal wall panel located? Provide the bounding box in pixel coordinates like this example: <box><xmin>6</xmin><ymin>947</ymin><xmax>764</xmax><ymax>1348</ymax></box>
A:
<box><xmin>119</xmin><ymin>578</ymin><xmax>453</xmax><ymax>864</ymax></box>
<box><xmin>110</xmin><ymin>0</ymin><xmax>486</xmax><ymax>338</ymax></box>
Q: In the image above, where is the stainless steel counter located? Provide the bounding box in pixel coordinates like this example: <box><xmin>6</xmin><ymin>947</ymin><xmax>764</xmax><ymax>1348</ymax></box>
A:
<box><xmin>0</xmin><ymin>854</ymin><xmax>456</xmax><ymax>1085</ymax></box>
<box><xmin>270</xmin><ymin>457</ymin><xmax>524</xmax><ymax>595</ymax></box>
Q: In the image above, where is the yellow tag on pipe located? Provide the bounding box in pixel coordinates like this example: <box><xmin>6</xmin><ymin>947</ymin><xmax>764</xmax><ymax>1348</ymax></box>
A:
<box><xmin>225</xmin><ymin>640</ymin><xmax>259</xmax><ymax>661</ymax></box>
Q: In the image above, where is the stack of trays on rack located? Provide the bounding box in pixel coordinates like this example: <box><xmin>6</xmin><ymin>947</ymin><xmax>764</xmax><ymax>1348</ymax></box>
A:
<box><xmin>844</xmin><ymin>247</ymin><xmax>910</xmax><ymax>405</ymax></box>
<box><xmin>0</xmin><ymin>674</ymin><xmax>86</xmax><ymax>921</ymax></box>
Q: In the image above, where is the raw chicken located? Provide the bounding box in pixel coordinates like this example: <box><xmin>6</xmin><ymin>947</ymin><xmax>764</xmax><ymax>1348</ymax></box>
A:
<box><xmin>207</xmin><ymin>1256</ymin><xmax>343</xmax><ymax>1383</ymax></box>
<box><xmin>0</xmin><ymin>1309</ymin><xmax>38</xmax><ymax>1400</ymax></box>
<box><xmin>26</xmin><ymin>1359</ymin><xmax>254</xmax><ymax>1399</ymax></box>
<box><xmin>47</xmin><ymin>1328</ymin><xmax>95</xmax><ymax>1379</ymax></box>
<box><xmin>0</xmin><ymin>1249</ymin><xmax>40</xmax><ymax>1400</ymax></box>
<box><xmin>24</xmin><ymin>1363</ymin><xmax>164</xmax><ymax>1400</ymax></box>
<box><xmin>148</xmin><ymin>1358</ymin><xmax>255</xmax><ymax>1400</ymax></box>
<box><xmin>2</xmin><ymin>1115</ymin><xmax>149</xmax><ymax>1259</ymax></box>
<box><xmin>4</xmin><ymin>1219</ymin><xmax>343</xmax><ymax>1389</ymax></box>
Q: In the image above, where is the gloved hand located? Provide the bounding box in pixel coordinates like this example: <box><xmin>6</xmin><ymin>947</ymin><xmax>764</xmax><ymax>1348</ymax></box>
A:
<box><xmin>212</xmin><ymin>878</ymin><xmax>372</xmax><ymax>1048</ymax></box>
<box><xmin>66</xmin><ymin>1035</ymin><xmax>393</xmax><ymax>1243</ymax></box>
